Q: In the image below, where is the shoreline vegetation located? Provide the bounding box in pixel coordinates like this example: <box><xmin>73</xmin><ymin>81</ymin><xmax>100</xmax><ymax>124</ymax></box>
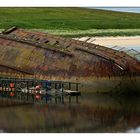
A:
<box><xmin>0</xmin><ymin>8</ymin><xmax>140</xmax><ymax>37</ymax></box>
<box><xmin>32</xmin><ymin>29</ymin><xmax>140</xmax><ymax>37</ymax></box>
<box><xmin>1</xmin><ymin>28</ymin><xmax>140</xmax><ymax>38</ymax></box>
<box><xmin>1</xmin><ymin>28</ymin><xmax>140</xmax><ymax>46</ymax></box>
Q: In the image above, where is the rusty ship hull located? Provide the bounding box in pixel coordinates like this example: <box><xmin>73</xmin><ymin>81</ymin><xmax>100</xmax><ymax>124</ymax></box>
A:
<box><xmin>0</xmin><ymin>27</ymin><xmax>140</xmax><ymax>94</ymax></box>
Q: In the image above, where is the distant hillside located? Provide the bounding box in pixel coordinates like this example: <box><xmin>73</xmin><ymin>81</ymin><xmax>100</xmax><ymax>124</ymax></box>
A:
<box><xmin>0</xmin><ymin>7</ymin><xmax>140</xmax><ymax>30</ymax></box>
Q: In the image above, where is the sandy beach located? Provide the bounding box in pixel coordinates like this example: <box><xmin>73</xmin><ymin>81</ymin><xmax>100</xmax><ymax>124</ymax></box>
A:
<box><xmin>74</xmin><ymin>36</ymin><xmax>140</xmax><ymax>46</ymax></box>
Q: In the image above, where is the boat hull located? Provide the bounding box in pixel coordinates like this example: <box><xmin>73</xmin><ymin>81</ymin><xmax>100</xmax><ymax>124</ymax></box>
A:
<box><xmin>80</xmin><ymin>76</ymin><xmax>140</xmax><ymax>94</ymax></box>
<box><xmin>42</xmin><ymin>75</ymin><xmax>140</xmax><ymax>94</ymax></box>
<box><xmin>0</xmin><ymin>27</ymin><xmax>140</xmax><ymax>95</ymax></box>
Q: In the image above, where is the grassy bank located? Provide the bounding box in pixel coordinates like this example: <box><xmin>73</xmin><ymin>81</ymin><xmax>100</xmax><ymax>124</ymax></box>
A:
<box><xmin>32</xmin><ymin>28</ymin><xmax>140</xmax><ymax>37</ymax></box>
<box><xmin>0</xmin><ymin>8</ymin><xmax>140</xmax><ymax>37</ymax></box>
<box><xmin>1</xmin><ymin>28</ymin><xmax>140</xmax><ymax>37</ymax></box>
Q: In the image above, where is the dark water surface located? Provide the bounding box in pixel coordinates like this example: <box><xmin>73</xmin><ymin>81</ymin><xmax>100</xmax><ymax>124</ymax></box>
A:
<box><xmin>0</xmin><ymin>45</ymin><xmax>140</xmax><ymax>133</ymax></box>
<box><xmin>0</xmin><ymin>93</ymin><xmax>140</xmax><ymax>133</ymax></box>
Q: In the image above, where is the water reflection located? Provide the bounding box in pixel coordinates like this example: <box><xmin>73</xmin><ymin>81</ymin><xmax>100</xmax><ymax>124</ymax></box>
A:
<box><xmin>0</xmin><ymin>129</ymin><xmax>5</xmax><ymax>133</ymax></box>
<box><xmin>127</xmin><ymin>126</ymin><xmax>140</xmax><ymax>133</ymax></box>
<box><xmin>0</xmin><ymin>93</ymin><xmax>140</xmax><ymax>133</ymax></box>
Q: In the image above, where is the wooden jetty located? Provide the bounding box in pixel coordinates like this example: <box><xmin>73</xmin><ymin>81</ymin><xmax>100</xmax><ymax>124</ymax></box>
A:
<box><xmin>0</xmin><ymin>77</ymin><xmax>81</xmax><ymax>105</ymax></box>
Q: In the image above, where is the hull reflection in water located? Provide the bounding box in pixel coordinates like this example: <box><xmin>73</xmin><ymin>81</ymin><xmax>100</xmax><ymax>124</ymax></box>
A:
<box><xmin>0</xmin><ymin>93</ymin><xmax>140</xmax><ymax>132</ymax></box>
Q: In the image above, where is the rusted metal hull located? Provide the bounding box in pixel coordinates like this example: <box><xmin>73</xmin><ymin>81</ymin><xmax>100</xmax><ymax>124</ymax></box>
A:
<box><xmin>79</xmin><ymin>76</ymin><xmax>140</xmax><ymax>94</ymax></box>
<box><xmin>41</xmin><ymin>76</ymin><xmax>140</xmax><ymax>94</ymax></box>
<box><xmin>0</xmin><ymin>27</ymin><xmax>140</xmax><ymax>94</ymax></box>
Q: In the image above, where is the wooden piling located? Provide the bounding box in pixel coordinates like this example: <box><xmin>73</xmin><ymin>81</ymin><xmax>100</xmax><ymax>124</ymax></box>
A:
<box><xmin>69</xmin><ymin>82</ymin><xmax>71</xmax><ymax>90</ymax></box>
<box><xmin>61</xmin><ymin>83</ymin><xmax>64</xmax><ymax>104</ymax></box>
<box><xmin>76</xmin><ymin>96</ymin><xmax>78</xmax><ymax>103</ymax></box>
<box><xmin>76</xmin><ymin>83</ymin><xmax>78</xmax><ymax>91</ymax></box>
<box><xmin>55</xmin><ymin>97</ymin><xmax>57</xmax><ymax>104</ymax></box>
<box><xmin>55</xmin><ymin>83</ymin><xmax>57</xmax><ymax>89</ymax></box>
<box><xmin>69</xmin><ymin>96</ymin><xmax>71</xmax><ymax>104</ymax></box>
<box><xmin>26</xmin><ymin>81</ymin><xmax>29</xmax><ymax>101</ymax></box>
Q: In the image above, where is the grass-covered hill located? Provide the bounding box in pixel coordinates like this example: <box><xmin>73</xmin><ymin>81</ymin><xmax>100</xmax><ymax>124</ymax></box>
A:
<box><xmin>0</xmin><ymin>7</ymin><xmax>140</xmax><ymax>36</ymax></box>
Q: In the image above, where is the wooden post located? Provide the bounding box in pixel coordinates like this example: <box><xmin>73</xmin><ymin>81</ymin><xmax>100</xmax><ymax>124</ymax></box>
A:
<box><xmin>50</xmin><ymin>96</ymin><xmax>52</xmax><ymax>103</ymax></box>
<box><xmin>69</xmin><ymin>82</ymin><xmax>71</xmax><ymax>90</ymax></box>
<box><xmin>1</xmin><ymin>80</ymin><xmax>4</xmax><ymax>97</ymax></box>
<box><xmin>45</xmin><ymin>93</ymin><xmax>48</xmax><ymax>103</ymax></box>
<box><xmin>14</xmin><ymin>80</ymin><xmax>17</xmax><ymax>99</ymax></box>
<box><xmin>62</xmin><ymin>83</ymin><xmax>64</xmax><ymax>92</ymax></box>
<box><xmin>59</xmin><ymin>82</ymin><xmax>61</xmax><ymax>89</ymax></box>
<box><xmin>26</xmin><ymin>81</ymin><xmax>29</xmax><ymax>101</ymax></box>
<box><xmin>0</xmin><ymin>79</ymin><xmax>1</xmax><ymax>98</ymax></box>
<box><xmin>59</xmin><ymin>96</ymin><xmax>61</xmax><ymax>103</ymax></box>
<box><xmin>76</xmin><ymin>83</ymin><xmax>78</xmax><ymax>91</ymax></box>
<box><xmin>52</xmin><ymin>82</ymin><xmax>54</xmax><ymax>89</ymax></box>
<box><xmin>69</xmin><ymin>96</ymin><xmax>71</xmax><ymax>104</ymax></box>
<box><xmin>76</xmin><ymin>96</ymin><xmax>78</xmax><ymax>103</ymax></box>
<box><xmin>49</xmin><ymin>81</ymin><xmax>52</xmax><ymax>87</ymax></box>
<box><xmin>61</xmin><ymin>83</ymin><xmax>64</xmax><ymax>104</ymax></box>
<box><xmin>32</xmin><ymin>94</ymin><xmax>34</xmax><ymax>102</ymax></box>
<box><xmin>55</xmin><ymin>97</ymin><xmax>57</xmax><ymax>104</ymax></box>
<box><xmin>55</xmin><ymin>83</ymin><xmax>57</xmax><ymax>89</ymax></box>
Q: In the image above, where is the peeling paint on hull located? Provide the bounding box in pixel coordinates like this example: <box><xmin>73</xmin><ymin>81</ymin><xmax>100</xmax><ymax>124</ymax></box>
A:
<box><xmin>0</xmin><ymin>27</ymin><xmax>140</xmax><ymax>94</ymax></box>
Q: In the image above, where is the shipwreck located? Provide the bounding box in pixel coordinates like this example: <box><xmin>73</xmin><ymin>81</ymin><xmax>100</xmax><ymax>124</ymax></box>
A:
<box><xmin>0</xmin><ymin>26</ymin><xmax>140</xmax><ymax>94</ymax></box>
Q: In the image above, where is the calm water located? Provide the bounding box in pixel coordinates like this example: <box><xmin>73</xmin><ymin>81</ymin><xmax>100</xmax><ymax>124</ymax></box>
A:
<box><xmin>0</xmin><ymin>93</ymin><xmax>140</xmax><ymax>133</ymax></box>
<box><xmin>93</xmin><ymin>8</ymin><xmax>140</xmax><ymax>14</ymax></box>
<box><xmin>0</xmin><ymin>45</ymin><xmax>140</xmax><ymax>133</ymax></box>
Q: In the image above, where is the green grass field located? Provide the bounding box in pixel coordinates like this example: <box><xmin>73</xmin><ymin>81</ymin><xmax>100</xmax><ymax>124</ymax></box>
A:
<box><xmin>31</xmin><ymin>28</ymin><xmax>140</xmax><ymax>37</ymax></box>
<box><xmin>0</xmin><ymin>7</ymin><xmax>140</xmax><ymax>36</ymax></box>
